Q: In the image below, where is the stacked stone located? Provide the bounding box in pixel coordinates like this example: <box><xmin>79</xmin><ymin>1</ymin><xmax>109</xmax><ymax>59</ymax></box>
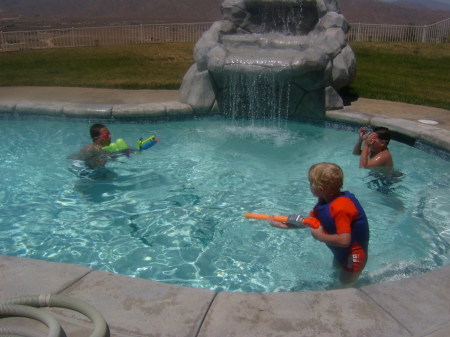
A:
<box><xmin>180</xmin><ymin>0</ymin><xmax>356</xmax><ymax>118</ymax></box>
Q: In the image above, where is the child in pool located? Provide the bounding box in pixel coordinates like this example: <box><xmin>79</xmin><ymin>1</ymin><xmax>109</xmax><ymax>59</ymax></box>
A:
<box><xmin>269</xmin><ymin>162</ymin><xmax>370</xmax><ymax>286</ymax></box>
<box><xmin>69</xmin><ymin>123</ymin><xmax>112</xmax><ymax>168</ymax></box>
<box><xmin>353</xmin><ymin>126</ymin><xmax>393</xmax><ymax>171</ymax></box>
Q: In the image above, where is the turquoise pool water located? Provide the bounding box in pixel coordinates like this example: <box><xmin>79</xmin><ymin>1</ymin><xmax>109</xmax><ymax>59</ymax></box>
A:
<box><xmin>0</xmin><ymin>118</ymin><xmax>449</xmax><ymax>292</ymax></box>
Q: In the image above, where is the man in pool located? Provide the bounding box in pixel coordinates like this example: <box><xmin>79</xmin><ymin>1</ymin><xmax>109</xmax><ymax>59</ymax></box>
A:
<box><xmin>69</xmin><ymin>123</ymin><xmax>112</xmax><ymax>168</ymax></box>
<box><xmin>268</xmin><ymin>162</ymin><xmax>370</xmax><ymax>287</ymax></box>
<box><xmin>353</xmin><ymin>126</ymin><xmax>393</xmax><ymax>171</ymax></box>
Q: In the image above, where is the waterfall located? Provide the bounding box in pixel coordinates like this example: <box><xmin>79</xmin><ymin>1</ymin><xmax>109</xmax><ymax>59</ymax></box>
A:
<box><xmin>180</xmin><ymin>0</ymin><xmax>355</xmax><ymax>117</ymax></box>
<box><xmin>221</xmin><ymin>68</ymin><xmax>292</xmax><ymax>125</ymax></box>
<box><xmin>258</xmin><ymin>0</ymin><xmax>305</xmax><ymax>35</ymax></box>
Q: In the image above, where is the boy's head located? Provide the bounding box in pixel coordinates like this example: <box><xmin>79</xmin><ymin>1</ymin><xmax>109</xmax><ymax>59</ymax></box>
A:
<box><xmin>90</xmin><ymin>123</ymin><xmax>111</xmax><ymax>145</ymax></box>
<box><xmin>308</xmin><ymin>162</ymin><xmax>343</xmax><ymax>195</ymax></box>
<box><xmin>90</xmin><ymin>123</ymin><xmax>106</xmax><ymax>140</ymax></box>
<box><xmin>372</xmin><ymin>127</ymin><xmax>391</xmax><ymax>146</ymax></box>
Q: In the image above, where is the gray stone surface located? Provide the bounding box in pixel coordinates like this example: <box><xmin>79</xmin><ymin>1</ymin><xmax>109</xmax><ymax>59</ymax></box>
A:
<box><xmin>165</xmin><ymin>101</ymin><xmax>195</xmax><ymax>116</ymax></box>
<box><xmin>2</xmin><ymin>256</ymin><xmax>450</xmax><ymax>337</ymax></box>
<box><xmin>180</xmin><ymin>0</ymin><xmax>355</xmax><ymax>116</ymax></box>
<box><xmin>414</xmin><ymin>321</ymin><xmax>450</xmax><ymax>337</ymax></box>
<box><xmin>0</xmin><ymin>255</ymin><xmax>91</xmax><ymax>297</ymax></box>
<box><xmin>180</xmin><ymin>66</ymin><xmax>216</xmax><ymax>113</ymax></box>
<box><xmin>371</xmin><ymin>116</ymin><xmax>427</xmax><ymax>138</ymax></box>
<box><xmin>420</xmin><ymin>128</ymin><xmax>450</xmax><ymax>150</ymax></box>
<box><xmin>0</xmin><ymin>86</ymin><xmax>180</xmax><ymax>105</ymax></box>
<box><xmin>110</xmin><ymin>101</ymin><xmax>193</xmax><ymax>119</ymax></box>
<box><xmin>63</xmin><ymin>103</ymin><xmax>113</xmax><ymax>119</ymax></box>
<box><xmin>60</xmin><ymin>270</ymin><xmax>215</xmax><ymax>337</ymax></box>
<box><xmin>112</xmin><ymin>103</ymin><xmax>168</xmax><ymax>119</ymax></box>
<box><xmin>371</xmin><ymin>115</ymin><xmax>450</xmax><ymax>149</ymax></box>
<box><xmin>327</xmin><ymin>109</ymin><xmax>450</xmax><ymax>150</ymax></box>
<box><xmin>0</xmin><ymin>101</ymin><xmax>16</xmax><ymax>115</ymax></box>
<box><xmin>198</xmin><ymin>289</ymin><xmax>410</xmax><ymax>337</ymax></box>
<box><xmin>325</xmin><ymin>86</ymin><xmax>343</xmax><ymax>110</ymax></box>
<box><xmin>331</xmin><ymin>45</ymin><xmax>356</xmax><ymax>89</ymax></box>
<box><xmin>15</xmin><ymin>101</ymin><xmax>65</xmax><ymax>117</ymax></box>
<box><xmin>361</xmin><ymin>266</ymin><xmax>450</xmax><ymax>336</ymax></box>
<box><xmin>326</xmin><ymin>109</ymin><xmax>373</xmax><ymax>125</ymax></box>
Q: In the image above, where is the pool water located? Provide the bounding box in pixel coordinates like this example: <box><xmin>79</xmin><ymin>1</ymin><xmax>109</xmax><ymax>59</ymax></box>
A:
<box><xmin>0</xmin><ymin>118</ymin><xmax>449</xmax><ymax>292</ymax></box>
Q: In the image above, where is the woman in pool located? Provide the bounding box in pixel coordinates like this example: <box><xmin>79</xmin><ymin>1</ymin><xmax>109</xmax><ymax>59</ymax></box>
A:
<box><xmin>353</xmin><ymin>126</ymin><xmax>393</xmax><ymax>171</ymax></box>
<box><xmin>269</xmin><ymin>162</ymin><xmax>370</xmax><ymax>287</ymax></box>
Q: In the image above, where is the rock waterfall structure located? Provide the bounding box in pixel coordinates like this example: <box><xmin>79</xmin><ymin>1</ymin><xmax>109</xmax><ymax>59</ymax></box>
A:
<box><xmin>180</xmin><ymin>0</ymin><xmax>356</xmax><ymax>119</ymax></box>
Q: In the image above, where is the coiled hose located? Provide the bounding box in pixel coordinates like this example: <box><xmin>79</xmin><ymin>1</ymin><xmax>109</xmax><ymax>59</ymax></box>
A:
<box><xmin>0</xmin><ymin>294</ymin><xmax>109</xmax><ymax>337</ymax></box>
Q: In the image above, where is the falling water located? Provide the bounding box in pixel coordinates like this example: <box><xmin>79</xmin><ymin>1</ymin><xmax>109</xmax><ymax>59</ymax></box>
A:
<box><xmin>181</xmin><ymin>0</ymin><xmax>354</xmax><ymax>116</ymax></box>
<box><xmin>221</xmin><ymin>68</ymin><xmax>292</xmax><ymax>126</ymax></box>
<box><xmin>219</xmin><ymin>1</ymin><xmax>306</xmax><ymax>123</ymax></box>
<box><xmin>257</xmin><ymin>0</ymin><xmax>305</xmax><ymax>35</ymax></box>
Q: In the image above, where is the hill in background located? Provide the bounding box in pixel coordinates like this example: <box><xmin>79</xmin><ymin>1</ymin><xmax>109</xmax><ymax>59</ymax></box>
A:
<box><xmin>391</xmin><ymin>0</ymin><xmax>450</xmax><ymax>12</ymax></box>
<box><xmin>340</xmin><ymin>0</ymin><xmax>450</xmax><ymax>24</ymax></box>
<box><xmin>1</xmin><ymin>0</ymin><xmax>449</xmax><ymax>31</ymax></box>
<box><xmin>0</xmin><ymin>0</ymin><xmax>224</xmax><ymax>30</ymax></box>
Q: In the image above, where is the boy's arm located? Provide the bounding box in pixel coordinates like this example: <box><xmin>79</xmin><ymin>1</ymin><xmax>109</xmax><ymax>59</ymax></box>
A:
<box><xmin>359</xmin><ymin>144</ymin><xmax>371</xmax><ymax>167</ymax></box>
<box><xmin>310</xmin><ymin>228</ymin><xmax>351</xmax><ymax>247</ymax></box>
<box><xmin>310</xmin><ymin>198</ymin><xmax>355</xmax><ymax>247</ymax></box>
<box><xmin>353</xmin><ymin>138</ymin><xmax>363</xmax><ymax>155</ymax></box>
<box><xmin>360</xmin><ymin>148</ymin><xmax>391</xmax><ymax>168</ymax></box>
<box><xmin>353</xmin><ymin>127</ymin><xmax>368</xmax><ymax>155</ymax></box>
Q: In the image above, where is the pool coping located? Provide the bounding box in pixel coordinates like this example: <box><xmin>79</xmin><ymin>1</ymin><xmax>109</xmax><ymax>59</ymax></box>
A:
<box><xmin>1</xmin><ymin>255</ymin><xmax>449</xmax><ymax>337</ymax></box>
<box><xmin>327</xmin><ymin>108</ymin><xmax>450</xmax><ymax>154</ymax></box>
<box><xmin>1</xmin><ymin>97</ymin><xmax>450</xmax><ymax>336</ymax></box>
<box><xmin>1</xmin><ymin>98</ymin><xmax>449</xmax><ymax>153</ymax></box>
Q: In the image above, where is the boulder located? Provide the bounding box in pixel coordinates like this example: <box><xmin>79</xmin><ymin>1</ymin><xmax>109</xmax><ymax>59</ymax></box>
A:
<box><xmin>180</xmin><ymin>0</ymin><xmax>355</xmax><ymax>118</ymax></box>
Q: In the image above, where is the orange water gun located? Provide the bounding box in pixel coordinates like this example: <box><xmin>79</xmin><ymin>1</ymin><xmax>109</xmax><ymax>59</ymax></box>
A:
<box><xmin>244</xmin><ymin>213</ymin><xmax>320</xmax><ymax>229</ymax></box>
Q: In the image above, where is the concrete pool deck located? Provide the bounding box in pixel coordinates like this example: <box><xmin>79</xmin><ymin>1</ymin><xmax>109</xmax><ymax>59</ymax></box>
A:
<box><xmin>1</xmin><ymin>87</ymin><xmax>449</xmax><ymax>337</ymax></box>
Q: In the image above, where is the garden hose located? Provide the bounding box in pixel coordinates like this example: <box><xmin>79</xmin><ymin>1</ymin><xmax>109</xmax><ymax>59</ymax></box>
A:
<box><xmin>0</xmin><ymin>294</ymin><xmax>109</xmax><ymax>337</ymax></box>
<box><xmin>0</xmin><ymin>304</ymin><xmax>63</xmax><ymax>337</ymax></box>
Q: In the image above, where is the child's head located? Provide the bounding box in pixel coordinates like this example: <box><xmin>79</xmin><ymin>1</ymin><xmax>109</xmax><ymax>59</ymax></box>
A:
<box><xmin>308</xmin><ymin>162</ymin><xmax>343</xmax><ymax>196</ymax></box>
<box><xmin>90</xmin><ymin>123</ymin><xmax>111</xmax><ymax>146</ymax></box>
<box><xmin>372</xmin><ymin>127</ymin><xmax>391</xmax><ymax>146</ymax></box>
<box><xmin>90</xmin><ymin>123</ymin><xmax>107</xmax><ymax>140</ymax></box>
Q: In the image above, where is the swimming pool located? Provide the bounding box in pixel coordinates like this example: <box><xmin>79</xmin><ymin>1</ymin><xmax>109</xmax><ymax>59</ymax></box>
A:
<box><xmin>0</xmin><ymin>118</ymin><xmax>449</xmax><ymax>292</ymax></box>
